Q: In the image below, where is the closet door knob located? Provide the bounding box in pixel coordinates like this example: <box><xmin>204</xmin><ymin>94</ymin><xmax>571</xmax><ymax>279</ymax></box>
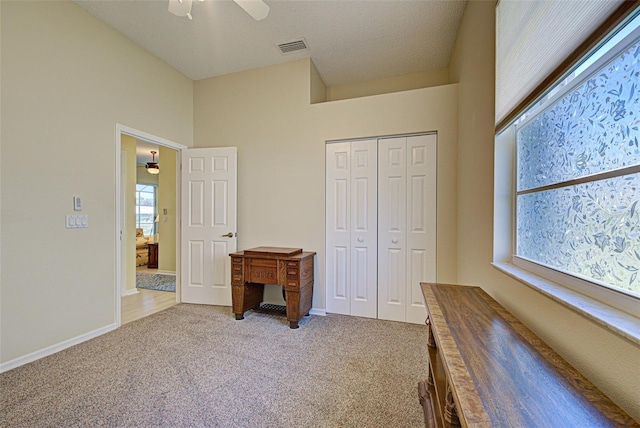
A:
<box><xmin>391</xmin><ymin>238</ymin><xmax>398</xmax><ymax>244</ymax></box>
<box><xmin>357</xmin><ymin>237</ymin><xmax>364</xmax><ymax>243</ymax></box>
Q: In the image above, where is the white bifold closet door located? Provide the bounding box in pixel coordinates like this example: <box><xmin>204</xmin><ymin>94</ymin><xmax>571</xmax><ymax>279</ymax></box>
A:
<box><xmin>325</xmin><ymin>139</ymin><xmax>378</xmax><ymax>318</ymax></box>
<box><xmin>378</xmin><ymin>134</ymin><xmax>436</xmax><ymax>324</ymax></box>
<box><xmin>325</xmin><ymin>134</ymin><xmax>436</xmax><ymax>324</ymax></box>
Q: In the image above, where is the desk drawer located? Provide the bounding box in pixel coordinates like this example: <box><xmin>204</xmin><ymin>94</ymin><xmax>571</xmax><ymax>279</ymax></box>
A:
<box><xmin>231</xmin><ymin>257</ymin><xmax>244</xmax><ymax>285</ymax></box>
<box><xmin>247</xmin><ymin>259</ymin><xmax>278</xmax><ymax>284</ymax></box>
<box><xmin>286</xmin><ymin>261</ymin><xmax>300</xmax><ymax>288</ymax></box>
<box><xmin>250</xmin><ymin>258</ymin><xmax>278</xmax><ymax>268</ymax></box>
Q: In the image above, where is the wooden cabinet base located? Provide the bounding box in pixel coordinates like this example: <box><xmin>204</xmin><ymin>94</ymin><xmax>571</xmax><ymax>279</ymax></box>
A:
<box><xmin>230</xmin><ymin>247</ymin><xmax>315</xmax><ymax>329</ymax></box>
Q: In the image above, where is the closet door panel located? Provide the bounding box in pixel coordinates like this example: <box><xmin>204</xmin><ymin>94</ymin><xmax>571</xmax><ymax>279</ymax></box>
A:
<box><xmin>378</xmin><ymin>137</ymin><xmax>407</xmax><ymax>322</ymax></box>
<box><xmin>326</xmin><ymin>143</ymin><xmax>351</xmax><ymax>315</ymax></box>
<box><xmin>352</xmin><ymin>247</ymin><xmax>369</xmax><ymax>300</ymax></box>
<box><xmin>350</xmin><ymin>139</ymin><xmax>377</xmax><ymax>318</ymax></box>
<box><xmin>406</xmin><ymin>134</ymin><xmax>437</xmax><ymax>324</ymax></box>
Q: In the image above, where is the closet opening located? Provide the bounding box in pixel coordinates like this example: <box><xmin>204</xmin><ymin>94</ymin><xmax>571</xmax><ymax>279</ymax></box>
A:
<box><xmin>325</xmin><ymin>133</ymin><xmax>437</xmax><ymax>324</ymax></box>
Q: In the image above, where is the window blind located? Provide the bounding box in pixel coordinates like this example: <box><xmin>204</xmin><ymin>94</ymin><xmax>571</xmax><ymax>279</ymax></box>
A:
<box><xmin>495</xmin><ymin>0</ymin><xmax>624</xmax><ymax>131</ymax></box>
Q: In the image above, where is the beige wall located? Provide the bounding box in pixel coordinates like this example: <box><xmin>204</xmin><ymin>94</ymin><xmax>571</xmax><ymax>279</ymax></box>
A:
<box><xmin>310</xmin><ymin>60</ymin><xmax>327</xmax><ymax>104</ymax></box>
<box><xmin>158</xmin><ymin>146</ymin><xmax>177</xmax><ymax>272</ymax></box>
<box><xmin>194</xmin><ymin>58</ymin><xmax>458</xmax><ymax>308</ymax></box>
<box><xmin>327</xmin><ymin>68</ymin><xmax>450</xmax><ymax>102</ymax></box>
<box><xmin>137</xmin><ymin>165</ymin><xmax>159</xmax><ymax>186</ymax></box>
<box><xmin>449</xmin><ymin>0</ymin><xmax>640</xmax><ymax>419</ymax></box>
<box><xmin>0</xmin><ymin>1</ymin><xmax>193</xmax><ymax>364</ymax></box>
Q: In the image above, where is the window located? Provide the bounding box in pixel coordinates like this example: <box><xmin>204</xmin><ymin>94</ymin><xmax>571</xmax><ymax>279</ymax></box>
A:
<box><xmin>494</xmin><ymin>11</ymin><xmax>640</xmax><ymax>336</ymax></box>
<box><xmin>515</xmin><ymin>26</ymin><xmax>640</xmax><ymax>300</ymax></box>
<box><xmin>136</xmin><ymin>184</ymin><xmax>157</xmax><ymax>237</ymax></box>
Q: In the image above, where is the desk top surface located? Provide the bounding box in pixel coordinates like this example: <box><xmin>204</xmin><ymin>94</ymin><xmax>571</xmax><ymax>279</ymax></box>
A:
<box><xmin>420</xmin><ymin>282</ymin><xmax>638</xmax><ymax>427</ymax></box>
<box><xmin>231</xmin><ymin>247</ymin><xmax>315</xmax><ymax>260</ymax></box>
<box><xmin>243</xmin><ymin>247</ymin><xmax>302</xmax><ymax>257</ymax></box>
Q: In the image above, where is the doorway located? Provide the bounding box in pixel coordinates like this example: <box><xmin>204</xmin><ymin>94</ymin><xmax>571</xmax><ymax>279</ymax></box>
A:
<box><xmin>115</xmin><ymin>124</ymin><xmax>186</xmax><ymax>326</ymax></box>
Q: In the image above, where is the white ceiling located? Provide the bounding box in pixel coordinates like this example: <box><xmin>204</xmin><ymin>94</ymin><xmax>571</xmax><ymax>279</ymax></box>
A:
<box><xmin>74</xmin><ymin>0</ymin><xmax>467</xmax><ymax>86</ymax></box>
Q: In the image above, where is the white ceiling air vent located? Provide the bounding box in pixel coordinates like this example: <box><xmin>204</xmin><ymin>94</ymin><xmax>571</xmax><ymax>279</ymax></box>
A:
<box><xmin>277</xmin><ymin>38</ymin><xmax>309</xmax><ymax>55</ymax></box>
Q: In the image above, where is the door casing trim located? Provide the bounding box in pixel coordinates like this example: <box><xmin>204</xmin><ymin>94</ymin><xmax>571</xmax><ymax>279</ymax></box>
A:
<box><xmin>115</xmin><ymin>124</ymin><xmax>187</xmax><ymax>327</ymax></box>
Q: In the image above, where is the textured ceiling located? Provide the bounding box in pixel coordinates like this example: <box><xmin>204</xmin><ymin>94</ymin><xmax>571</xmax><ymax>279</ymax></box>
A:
<box><xmin>74</xmin><ymin>0</ymin><xmax>467</xmax><ymax>86</ymax></box>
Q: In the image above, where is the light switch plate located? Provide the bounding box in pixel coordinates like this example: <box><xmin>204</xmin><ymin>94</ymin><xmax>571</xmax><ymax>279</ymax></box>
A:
<box><xmin>66</xmin><ymin>214</ymin><xmax>88</xmax><ymax>228</ymax></box>
<box><xmin>73</xmin><ymin>196</ymin><xmax>82</xmax><ymax>211</ymax></box>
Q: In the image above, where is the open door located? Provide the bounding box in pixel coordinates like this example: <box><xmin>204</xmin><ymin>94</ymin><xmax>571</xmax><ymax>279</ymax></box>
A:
<box><xmin>181</xmin><ymin>147</ymin><xmax>237</xmax><ymax>305</ymax></box>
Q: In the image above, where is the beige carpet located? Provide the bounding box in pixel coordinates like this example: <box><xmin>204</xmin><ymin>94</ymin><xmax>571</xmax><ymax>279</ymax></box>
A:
<box><xmin>1</xmin><ymin>304</ymin><xmax>429</xmax><ymax>427</ymax></box>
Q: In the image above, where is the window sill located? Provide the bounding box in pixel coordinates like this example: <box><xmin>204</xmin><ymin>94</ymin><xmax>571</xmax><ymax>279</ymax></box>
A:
<box><xmin>492</xmin><ymin>262</ymin><xmax>640</xmax><ymax>346</ymax></box>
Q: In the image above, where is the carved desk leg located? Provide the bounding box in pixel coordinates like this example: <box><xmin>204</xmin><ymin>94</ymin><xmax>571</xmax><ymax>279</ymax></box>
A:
<box><xmin>231</xmin><ymin>256</ymin><xmax>247</xmax><ymax>320</ymax></box>
<box><xmin>232</xmin><ymin>283</ymin><xmax>245</xmax><ymax>320</ymax></box>
<box><xmin>426</xmin><ymin>316</ymin><xmax>436</xmax><ymax>348</ymax></box>
<box><xmin>424</xmin><ymin>315</ymin><xmax>436</xmax><ymax>388</ymax></box>
<box><xmin>444</xmin><ymin>384</ymin><xmax>461</xmax><ymax>427</ymax></box>
<box><xmin>284</xmin><ymin>288</ymin><xmax>301</xmax><ymax>329</ymax></box>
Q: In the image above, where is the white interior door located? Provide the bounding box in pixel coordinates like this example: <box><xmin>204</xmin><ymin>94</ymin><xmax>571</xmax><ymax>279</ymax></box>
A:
<box><xmin>405</xmin><ymin>134</ymin><xmax>437</xmax><ymax>324</ymax></box>
<box><xmin>349</xmin><ymin>140</ymin><xmax>377</xmax><ymax>318</ymax></box>
<box><xmin>326</xmin><ymin>142</ymin><xmax>351</xmax><ymax>315</ymax></box>
<box><xmin>378</xmin><ymin>135</ymin><xmax>437</xmax><ymax>324</ymax></box>
<box><xmin>325</xmin><ymin>140</ymin><xmax>377</xmax><ymax>318</ymax></box>
<box><xmin>326</xmin><ymin>134</ymin><xmax>436</xmax><ymax>324</ymax></box>
<box><xmin>181</xmin><ymin>147</ymin><xmax>237</xmax><ymax>305</ymax></box>
<box><xmin>378</xmin><ymin>137</ymin><xmax>407</xmax><ymax>322</ymax></box>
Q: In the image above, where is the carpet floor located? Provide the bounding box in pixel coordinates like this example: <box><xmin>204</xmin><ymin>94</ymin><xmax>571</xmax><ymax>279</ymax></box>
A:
<box><xmin>1</xmin><ymin>304</ymin><xmax>429</xmax><ymax>427</ymax></box>
<box><xmin>136</xmin><ymin>272</ymin><xmax>176</xmax><ymax>292</ymax></box>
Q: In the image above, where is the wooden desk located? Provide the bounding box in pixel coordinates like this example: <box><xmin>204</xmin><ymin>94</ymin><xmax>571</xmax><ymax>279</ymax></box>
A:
<box><xmin>418</xmin><ymin>283</ymin><xmax>638</xmax><ymax>428</ymax></box>
<box><xmin>230</xmin><ymin>247</ymin><xmax>315</xmax><ymax>329</ymax></box>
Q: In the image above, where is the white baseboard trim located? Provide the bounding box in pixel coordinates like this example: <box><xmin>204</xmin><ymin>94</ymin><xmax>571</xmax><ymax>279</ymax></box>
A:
<box><xmin>156</xmin><ymin>270</ymin><xmax>176</xmax><ymax>276</ymax></box>
<box><xmin>0</xmin><ymin>323</ymin><xmax>117</xmax><ymax>373</ymax></box>
<box><xmin>122</xmin><ymin>288</ymin><xmax>139</xmax><ymax>297</ymax></box>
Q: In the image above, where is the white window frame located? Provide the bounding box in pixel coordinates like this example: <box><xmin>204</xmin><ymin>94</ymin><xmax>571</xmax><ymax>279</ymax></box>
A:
<box><xmin>493</xmin><ymin>15</ymin><xmax>640</xmax><ymax>345</ymax></box>
<box><xmin>136</xmin><ymin>183</ymin><xmax>157</xmax><ymax>237</ymax></box>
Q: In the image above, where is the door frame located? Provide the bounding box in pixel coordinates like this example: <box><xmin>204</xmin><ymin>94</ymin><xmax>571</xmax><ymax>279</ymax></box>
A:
<box><xmin>115</xmin><ymin>124</ymin><xmax>187</xmax><ymax>327</ymax></box>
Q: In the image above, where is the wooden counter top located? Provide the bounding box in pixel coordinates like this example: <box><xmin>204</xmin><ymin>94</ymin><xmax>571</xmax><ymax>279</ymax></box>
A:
<box><xmin>419</xmin><ymin>282</ymin><xmax>638</xmax><ymax>427</ymax></box>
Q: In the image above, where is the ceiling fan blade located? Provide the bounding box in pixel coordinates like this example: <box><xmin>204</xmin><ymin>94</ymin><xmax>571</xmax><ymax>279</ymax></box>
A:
<box><xmin>168</xmin><ymin>0</ymin><xmax>193</xmax><ymax>18</ymax></box>
<box><xmin>234</xmin><ymin>0</ymin><xmax>270</xmax><ymax>21</ymax></box>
